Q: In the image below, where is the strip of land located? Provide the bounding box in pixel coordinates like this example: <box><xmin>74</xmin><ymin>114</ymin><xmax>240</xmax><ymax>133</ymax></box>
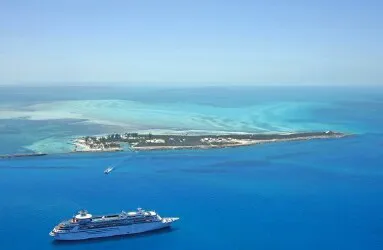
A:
<box><xmin>73</xmin><ymin>131</ymin><xmax>347</xmax><ymax>152</ymax></box>
<box><xmin>0</xmin><ymin>153</ymin><xmax>47</xmax><ymax>159</ymax></box>
<box><xmin>0</xmin><ymin>131</ymin><xmax>348</xmax><ymax>158</ymax></box>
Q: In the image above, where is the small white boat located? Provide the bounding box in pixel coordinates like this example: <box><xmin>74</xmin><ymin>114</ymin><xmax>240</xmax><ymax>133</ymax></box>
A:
<box><xmin>104</xmin><ymin>167</ymin><xmax>114</xmax><ymax>174</ymax></box>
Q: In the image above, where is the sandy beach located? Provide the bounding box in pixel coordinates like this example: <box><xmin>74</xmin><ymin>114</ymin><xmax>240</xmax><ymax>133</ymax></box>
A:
<box><xmin>131</xmin><ymin>134</ymin><xmax>347</xmax><ymax>151</ymax></box>
<box><xmin>71</xmin><ymin>131</ymin><xmax>347</xmax><ymax>153</ymax></box>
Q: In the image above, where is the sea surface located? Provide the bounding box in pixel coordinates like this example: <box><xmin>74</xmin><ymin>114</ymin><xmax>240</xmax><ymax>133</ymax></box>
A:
<box><xmin>0</xmin><ymin>85</ymin><xmax>382</xmax><ymax>250</ymax></box>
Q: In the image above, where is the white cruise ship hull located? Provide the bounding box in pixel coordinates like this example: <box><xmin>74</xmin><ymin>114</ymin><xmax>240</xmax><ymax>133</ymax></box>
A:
<box><xmin>50</xmin><ymin>218</ymin><xmax>178</xmax><ymax>241</ymax></box>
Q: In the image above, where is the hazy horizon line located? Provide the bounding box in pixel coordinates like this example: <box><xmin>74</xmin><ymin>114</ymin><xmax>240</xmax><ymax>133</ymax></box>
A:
<box><xmin>0</xmin><ymin>81</ymin><xmax>382</xmax><ymax>88</ymax></box>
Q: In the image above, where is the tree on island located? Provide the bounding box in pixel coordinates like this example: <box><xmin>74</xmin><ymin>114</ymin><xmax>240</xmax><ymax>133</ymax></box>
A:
<box><xmin>148</xmin><ymin>133</ymin><xmax>153</xmax><ymax>140</ymax></box>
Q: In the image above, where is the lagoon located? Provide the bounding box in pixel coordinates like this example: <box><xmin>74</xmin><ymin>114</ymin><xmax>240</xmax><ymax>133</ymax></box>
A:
<box><xmin>0</xmin><ymin>86</ymin><xmax>382</xmax><ymax>249</ymax></box>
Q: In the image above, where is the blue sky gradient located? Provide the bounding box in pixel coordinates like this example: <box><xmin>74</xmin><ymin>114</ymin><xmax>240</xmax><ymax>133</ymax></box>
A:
<box><xmin>1</xmin><ymin>0</ymin><xmax>382</xmax><ymax>85</ymax></box>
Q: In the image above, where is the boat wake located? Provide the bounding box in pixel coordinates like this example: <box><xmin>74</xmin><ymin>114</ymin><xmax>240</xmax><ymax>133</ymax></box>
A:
<box><xmin>103</xmin><ymin>149</ymin><xmax>137</xmax><ymax>175</ymax></box>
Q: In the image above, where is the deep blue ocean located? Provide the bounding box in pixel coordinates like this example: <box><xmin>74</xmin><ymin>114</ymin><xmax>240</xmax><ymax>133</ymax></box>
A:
<box><xmin>0</xmin><ymin>86</ymin><xmax>382</xmax><ymax>249</ymax></box>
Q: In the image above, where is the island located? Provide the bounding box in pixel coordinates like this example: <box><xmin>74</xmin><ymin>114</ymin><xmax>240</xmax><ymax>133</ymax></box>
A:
<box><xmin>72</xmin><ymin>131</ymin><xmax>347</xmax><ymax>152</ymax></box>
<box><xmin>0</xmin><ymin>131</ymin><xmax>348</xmax><ymax>158</ymax></box>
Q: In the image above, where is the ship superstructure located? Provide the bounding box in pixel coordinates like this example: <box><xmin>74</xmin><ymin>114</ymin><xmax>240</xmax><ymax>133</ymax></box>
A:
<box><xmin>49</xmin><ymin>208</ymin><xmax>179</xmax><ymax>240</ymax></box>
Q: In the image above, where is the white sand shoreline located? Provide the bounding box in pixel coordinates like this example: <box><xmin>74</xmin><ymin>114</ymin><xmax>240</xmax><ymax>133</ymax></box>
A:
<box><xmin>131</xmin><ymin>134</ymin><xmax>346</xmax><ymax>151</ymax></box>
<box><xmin>71</xmin><ymin>132</ymin><xmax>347</xmax><ymax>153</ymax></box>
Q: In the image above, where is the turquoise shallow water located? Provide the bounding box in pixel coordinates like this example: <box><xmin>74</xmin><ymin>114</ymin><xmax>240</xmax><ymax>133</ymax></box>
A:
<box><xmin>1</xmin><ymin>86</ymin><xmax>382</xmax><ymax>153</ymax></box>
<box><xmin>0</xmin><ymin>86</ymin><xmax>383</xmax><ymax>249</ymax></box>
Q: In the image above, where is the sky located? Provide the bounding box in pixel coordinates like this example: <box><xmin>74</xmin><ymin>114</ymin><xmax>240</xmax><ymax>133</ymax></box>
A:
<box><xmin>0</xmin><ymin>0</ymin><xmax>382</xmax><ymax>86</ymax></box>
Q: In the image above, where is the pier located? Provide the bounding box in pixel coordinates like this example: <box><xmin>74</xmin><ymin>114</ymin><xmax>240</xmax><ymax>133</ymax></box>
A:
<box><xmin>0</xmin><ymin>153</ymin><xmax>47</xmax><ymax>159</ymax></box>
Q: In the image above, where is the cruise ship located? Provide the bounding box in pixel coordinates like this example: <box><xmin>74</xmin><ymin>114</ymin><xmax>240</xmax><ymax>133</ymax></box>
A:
<box><xmin>49</xmin><ymin>208</ymin><xmax>179</xmax><ymax>240</ymax></box>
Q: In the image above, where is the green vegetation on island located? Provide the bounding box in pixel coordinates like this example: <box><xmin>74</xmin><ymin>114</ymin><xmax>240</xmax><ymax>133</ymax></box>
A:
<box><xmin>73</xmin><ymin>131</ymin><xmax>347</xmax><ymax>152</ymax></box>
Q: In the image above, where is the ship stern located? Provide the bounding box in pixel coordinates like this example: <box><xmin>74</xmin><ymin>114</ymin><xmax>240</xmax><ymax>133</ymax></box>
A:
<box><xmin>49</xmin><ymin>229</ymin><xmax>58</xmax><ymax>239</ymax></box>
